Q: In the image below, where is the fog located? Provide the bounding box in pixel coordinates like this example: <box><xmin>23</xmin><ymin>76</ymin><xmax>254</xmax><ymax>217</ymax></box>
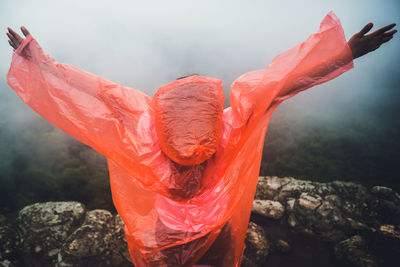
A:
<box><xmin>1</xmin><ymin>0</ymin><xmax>399</xmax><ymax>100</ymax></box>
<box><xmin>0</xmin><ymin>0</ymin><xmax>399</xmax><ymax>176</ymax></box>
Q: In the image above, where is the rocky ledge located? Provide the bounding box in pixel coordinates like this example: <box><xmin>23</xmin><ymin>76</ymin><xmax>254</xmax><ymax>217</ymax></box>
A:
<box><xmin>0</xmin><ymin>202</ymin><xmax>131</xmax><ymax>267</ymax></box>
<box><xmin>244</xmin><ymin>176</ymin><xmax>400</xmax><ymax>267</ymax></box>
<box><xmin>1</xmin><ymin>177</ymin><xmax>399</xmax><ymax>267</ymax></box>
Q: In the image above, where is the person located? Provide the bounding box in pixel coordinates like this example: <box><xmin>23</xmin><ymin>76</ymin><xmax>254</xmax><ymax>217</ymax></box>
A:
<box><xmin>6</xmin><ymin>12</ymin><xmax>396</xmax><ymax>267</ymax></box>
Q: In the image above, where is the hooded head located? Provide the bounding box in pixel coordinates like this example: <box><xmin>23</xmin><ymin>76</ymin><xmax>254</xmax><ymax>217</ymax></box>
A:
<box><xmin>153</xmin><ymin>75</ymin><xmax>224</xmax><ymax>166</ymax></box>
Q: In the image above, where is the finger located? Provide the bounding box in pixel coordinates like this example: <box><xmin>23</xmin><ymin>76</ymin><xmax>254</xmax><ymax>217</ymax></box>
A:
<box><xmin>370</xmin><ymin>23</ymin><xmax>396</xmax><ymax>37</ymax></box>
<box><xmin>358</xmin><ymin>23</ymin><xmax>373</xmax><ymax>36</ymax></box>
<box><xmin>8</xmin><ymin>39</ymin><xmax>17</xmax><ymax>50</ymax></box>
<box><xmin>383</xmin><ymin>29</ymin><xmax>397</xmax><ymax>37</ymax></box>
<box><xmin>21</xmin><ymin>26</ymin><xmax>30</xmax><ymax>37</ymax></box>
<box><xmin>6</xmin><ymin>32</ymin><xmax>20</xmax><ymax>46</ymax></box>
<box><xmin>7</xmin><ymin>27</ymin><xmax>22</xmax><ymax>40</ymax></box>
<box><xmin>381</xmin><ymin>36</ymin><xmax>393</xmax><ymax>43</ymax></box>
<box><xmin>7</xmin><ymin>27</ymin><xmax>23</xmax><ymax>43</ymax></box>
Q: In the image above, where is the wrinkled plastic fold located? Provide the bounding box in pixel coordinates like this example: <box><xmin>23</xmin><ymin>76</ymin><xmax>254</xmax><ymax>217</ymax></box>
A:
<box><xmin>7</xmin><ymin>11</ymin><xmax>353</xmax><ymax>266</ymax></box>
<box><xmin>153</xmin><ymin>76</ymin><xmax>224</xmax><ymax>166</ymax></box>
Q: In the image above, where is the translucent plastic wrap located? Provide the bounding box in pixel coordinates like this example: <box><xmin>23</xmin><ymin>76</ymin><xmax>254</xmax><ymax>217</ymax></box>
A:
<box><xmin>153</xmin><ymin>77</ymin><xmax>225</xmax><ymax>166</ymax></box>
<box><xmin>7</xmin><ymin>11</ymin><xmax>353</xmax><ymax>267</ymax></box>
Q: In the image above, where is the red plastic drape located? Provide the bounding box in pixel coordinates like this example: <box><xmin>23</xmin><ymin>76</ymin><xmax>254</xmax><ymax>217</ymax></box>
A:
<box><xmin>7</xmin><ymin>11</ymin><xmax>353</xmax><ymax>266</ymax></box>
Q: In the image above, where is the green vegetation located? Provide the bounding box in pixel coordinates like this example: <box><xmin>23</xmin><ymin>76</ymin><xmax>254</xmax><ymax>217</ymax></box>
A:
<box><xmin>261</xmin><ymin>98</ymin><xmax>400</xmax><ymax>190</ymax></box>
<box><xmin>1</xmin><ymin>89</ymin><xmax>399</xmax><ymax>218</ymax></box>
<box><xmin>0</xmin><ymin>118</ymin><xmax>113</xmax><ymax>217</ymax></box>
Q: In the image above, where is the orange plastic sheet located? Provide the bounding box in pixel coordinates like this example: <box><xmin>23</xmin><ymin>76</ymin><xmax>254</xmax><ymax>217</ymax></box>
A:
<box><xmin>153</xmin><ymin>77</ymin><xmax>225</xmax><ymax>166</ymax></box>
<box><xmin>7</xmin><ymin>12</ymin><xmax>353</xmax><ymax>266</ymax></box>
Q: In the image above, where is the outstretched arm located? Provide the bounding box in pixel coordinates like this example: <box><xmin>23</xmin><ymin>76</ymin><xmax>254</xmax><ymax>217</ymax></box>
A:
<box><xmin>6</xmin><ymin>27</ymin><xmax>159</xmax><ymax>171</ymax></box>
<box><xmin>276</xmin><ymin>21</ymin><xmax>397</xmax><ymax>99</ymax></box>
<box><xmin>229</xmin><ymin>12</ymin><xmax>396</xmax><ymax>123</ymax></box>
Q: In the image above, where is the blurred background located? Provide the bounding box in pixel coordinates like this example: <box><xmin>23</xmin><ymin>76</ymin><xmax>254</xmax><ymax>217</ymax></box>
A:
<box><xmin>0</xmin><ymin>0</ymin><xmax>399</xmax><ymax>217</ymax></box>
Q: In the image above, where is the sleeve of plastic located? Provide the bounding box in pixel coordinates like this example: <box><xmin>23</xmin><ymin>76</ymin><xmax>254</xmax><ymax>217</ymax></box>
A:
<box><xmin>230</xmin><ymin>11</ymin><xmax>354</xmax><ymax>123</ymax></box>
<box><xmin>6</xmin><ymin>34</ymin><xmax>153</xmax><ymax>160</ymax></box>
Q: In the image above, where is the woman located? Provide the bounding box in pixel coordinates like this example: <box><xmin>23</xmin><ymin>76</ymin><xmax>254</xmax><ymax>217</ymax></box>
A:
<box><xmin>6</xmin><ymin>12</ymin><xmax>396</xmax><ymax>266</ymax></box>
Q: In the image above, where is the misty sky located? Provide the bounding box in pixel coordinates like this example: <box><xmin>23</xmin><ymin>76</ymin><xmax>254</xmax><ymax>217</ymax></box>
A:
<box><xmin>0</xmin><ymin>0</ymin><xmax>399</xmax><ymax>129</ymax></box>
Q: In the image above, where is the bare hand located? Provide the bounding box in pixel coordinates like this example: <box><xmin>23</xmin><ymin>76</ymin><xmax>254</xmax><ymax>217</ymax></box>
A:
<box><xmin>6</xmin><ymin>26</ymin><xmax>30</xmax><ymax>51</ymax></box>
<box><xmin>348</xmin><ymin>23</ymin><xmax>396</xmax><ymax>59</ymax></box>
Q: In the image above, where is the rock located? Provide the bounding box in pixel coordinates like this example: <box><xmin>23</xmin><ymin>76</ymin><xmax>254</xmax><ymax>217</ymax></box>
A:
<box><xmin>0</xmin><ymin>216</ymin><xmax>20</xmax><ymax>267</ymax></box>
<box><xmin>316</xmin><ymin>199</ymin><xmax>335</xmax><ymax>217</ymax></box>
<box><xmin>328</xmin><ymin>181</ymin><xmax>368</xmax><ymax>199</ymax></box>
<box><xmin>82</xmin><ymin>209</ymin><xmax>114</xmax><ymax>228</ymax></box>
<box><xmin>286</xmin><ymin>192</ymin><xmax>347</xmax><ymax>241</ymax></box>
<box><xmin>252</xmin><ymin>200</ymin><xmax>285</xmax><ymax>220</ymax></box>
<box><xmin>11</xmin><ymin>202</ymin><xmax>133</xmax><ymax>267</ymax></box>
<box><xmin>253</xmin><ymin>176</ymin><xmax>400</xmax><ymax>265</ymax></box>
<box><xmin>287</xmin><ymin>214</ymin><xmax>297</xmax><ymax>228</ymax></box>
<box><xmin>277</xmin><ymin>178</ymin><xmax>316</xmax><ymax>202</ymax></box>
<box><xmin>243</xmin><ymin>222</ymin><xmax>270</xmax><ymax>266</ymax></box>
<box><xmin>275</xmin><ymin>239</ymin><xmax>291</xmax><ymax>253</ymax></box>
<box><xmin>370</xmin><ymin>186</ymin><xmax>400</xmax><ymax>204</ymax></box>
<box><xmin>59</xmin><ymin>209</ymin><xmax>132</xmax><ymax>267</ymax></box>
<box><xmin>378</xmin><ymin>224</ymin><xmax>400</xmax><ymax>240</ymax></box>
<box><xmin>298</xmin><ymin>192</ymin><xmax>322</xmax><ymax>211</ymax></box>
<box><xmin>365</xmin><ymin>195</ymin><xmax>400</xmax><ymax>226</ymax></box>
<box><xmin>285</xmin><ymin>198</ymin><xmax>296</xmax><ymax>212</ymax></box>
<box><xmin>113</xmin><ymin>215</ymin><xmax>132</xmax><ymax>264</ymax></box>
<box><xmin>255</xmin><ymin>176</ymin><xmax>282</xmax><ymax>200</ymax></box>
<box><xmin>346</xmin><ymin>218</ymin><xmax>371</xmax><ymax>231</ymax></box>
<box><xmin>63</xmin><ymin>225</ymin><xmax>108</xmax><ymax>257</ymax></box>
<box><xmin>255</xmin><ymin>177</ymin><xmax>397</xmax><ymax>242</ymax></box>
<box><xmin>334</xmin><ymin>235</ymin><xmax>377</xmax><ymax>267</ymax></box>
<box><xmin>16</xmin><ymin>201</ymin><xmax>86</xmax><ymax>266</ymax></box>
